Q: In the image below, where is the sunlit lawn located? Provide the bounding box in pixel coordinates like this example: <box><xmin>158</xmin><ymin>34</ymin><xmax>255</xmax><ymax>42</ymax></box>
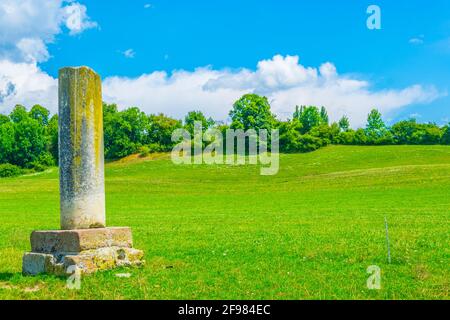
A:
<box><xmin>0</xmin><ymin>145</ymin><xmax>449</xmax><ymax>299</ymax></box>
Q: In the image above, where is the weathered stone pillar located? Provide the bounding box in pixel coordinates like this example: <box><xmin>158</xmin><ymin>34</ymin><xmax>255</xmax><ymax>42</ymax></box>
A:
<box><xmin>22</xmin><ymin>66</ymin><xmax>144</xmax><ymax>276</ymax></box>
<box><xmin>58</xmin><ymin>67</ymin><xmax>105</xmax><ymax>230</ymax></box>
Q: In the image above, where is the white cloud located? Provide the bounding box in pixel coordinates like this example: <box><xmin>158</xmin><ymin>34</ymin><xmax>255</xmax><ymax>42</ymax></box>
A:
<box><xmin>0</xmin><ymin>76</ymin><xmax>16</xmax><ymax>103</ymax></box>
<box><xmin>122</xmin><ymin>49</ymin><xmax>136</xmax><ymax>59</ymax></box>
<box><xmin>204</xmin><ymin>55</ymin><xmax>319</xmax><ymax>93</ymax></box>
<box><xmin>0</xmin><ymin>59</ymin><xmax>57</xmax><ymax>113</ymax></box>
<box><xmin>103</xmin><ymin>55</ymin><xmax>442</xmax><ymax>127</ymax></box>
<box><xmin>0</xmin><ymin>55</ymin><xmax>444</xmax><ymax>128</ymax></box>
<box><xmin>103</xmin><ymin>68</ymin><xmax>248</xmax><ymax>122</ymax></box>
<box><xmin>0</xmin><ymin>3</ymin><xmax>441</xmax><ymax>127</ymax></box>
<box><xmin>0</xmin><ymin>0</ymin><xmax>97</xmax><ymax>62</ymax></box>
<box><xmin>144</xmin><ymin>4</ymin><xmax>152</xmax><ymax>9</ymax></box>
<box><xmin>16</xmin><ymin>38</ymin><xmax>50</xmax><ymax>63</ymax></box>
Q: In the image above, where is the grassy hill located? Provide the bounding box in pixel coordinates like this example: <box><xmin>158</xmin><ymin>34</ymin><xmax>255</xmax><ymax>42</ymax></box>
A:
<box><xmin>0</xmin><ymin>145</ymin><xmax>449</xmax><ymax>299</ymax></box>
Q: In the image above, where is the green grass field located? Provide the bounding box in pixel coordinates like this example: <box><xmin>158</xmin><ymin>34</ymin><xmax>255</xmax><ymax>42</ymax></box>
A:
<box><xmin>0</xmin><ymin>145</ymin><xmax>449</xmax><ymax>300</ymax></box>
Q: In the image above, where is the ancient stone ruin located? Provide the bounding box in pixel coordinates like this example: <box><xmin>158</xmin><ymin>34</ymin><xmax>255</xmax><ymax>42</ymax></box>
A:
<box><xmin>22</xmin><ymin>66</ymin><xmax>144</xmax><ymax>275</ymax></box>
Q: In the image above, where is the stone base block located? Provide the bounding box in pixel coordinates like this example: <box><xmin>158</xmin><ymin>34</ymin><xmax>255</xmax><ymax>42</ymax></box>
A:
<box><xmin>23</xmin><ymin>227</ymin><xmax>144</xmax><ymax>276</ymax></box>
<box><xmin>31</xmin><ymin>227</ymin><xmax>133</xmax><ymax>253</ymax></box>
<box><xmin>23</xmin><ymin>247</ymin><xmax>144</xmax><ymax>276</ymax></box>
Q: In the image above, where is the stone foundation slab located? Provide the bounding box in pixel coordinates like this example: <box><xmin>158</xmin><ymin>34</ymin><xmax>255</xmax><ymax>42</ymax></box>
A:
<box><xmin>23</xmin><ymin>227</ymin><xmax>144</xmax><ymax>276</ymax></box>
<box><xmin>31</xmin><ymin>227</ymin><xmax>132</xmax><ymax>253</ymax></box>
<box><xmin>23</xmin><ymin>246</ymin><xmax>144</xmax><ymax>276</ymax></box>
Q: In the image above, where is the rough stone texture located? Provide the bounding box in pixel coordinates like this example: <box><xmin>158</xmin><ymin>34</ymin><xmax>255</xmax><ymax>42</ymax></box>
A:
<box><xmin>22</xmin><ymin>66</ymin><xmax>144</xmax><ymax>277</ymax></box>
<box><xmin>31</xmin><ymin>227</ymin><xmax>133</xmax><ymax>253</ymax></box>
<box><xmin>23</xmin><ymin>247</ymin><xmax>144</xmax><ymax>276</ymax></box>
<box><xmin>22</xmin><ymin>253</ymin><xmax>57</xmax><ymax>276</ymax></box>
<box><xmin>59</xmin><ymin>66</ymin><xmax>105</xmax><ymax>230</ymax></box>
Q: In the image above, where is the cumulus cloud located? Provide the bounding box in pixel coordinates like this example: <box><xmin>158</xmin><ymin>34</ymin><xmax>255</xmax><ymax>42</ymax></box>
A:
<box><xmin>0</xmin><ymin>2</ymin><xmax>441</xmax><ymax>127</ymax></box>
<box><xmin>103</xmin><ymin>55</ymin><xmax>443</xmax><ymax>127</ymax></box>
<box><xmin>0</xmin><ymin>59</ymin><xmax>57</xmax><ymax>113</ymax></box>
<box><xmin>0</xmin><ymin>76</ymin><xmax>16</xmax><ymax>103</ymax></box>
<box><xmin>16</xmin><ymin>38</ymin><xmax>50</xmax><ymax>63</ymax></box>
<box><xmin>103</xmin><ymin>68</ymin><xmax>248</xmax><ymax>122</ymax></box>
<box><xmin>0</xmin><ymin>55</ymin><xmax>444</xmax><ymax>128</ymax></box>
<box><xmin>204</xmin><ymin>55</ymin><xmax>319</xmax><ymax>93</ymax></box>
<box><xmin>0</xmin><ymin>0</ymin><xmax>97</xmax><ymax>62</ymax></box>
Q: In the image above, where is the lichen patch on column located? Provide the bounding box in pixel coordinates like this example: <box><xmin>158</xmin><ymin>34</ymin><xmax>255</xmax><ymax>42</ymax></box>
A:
<box><xmin>59</xmin><ymin>66</ymin><xmax>105</xmax><ymax>230</ymax></box>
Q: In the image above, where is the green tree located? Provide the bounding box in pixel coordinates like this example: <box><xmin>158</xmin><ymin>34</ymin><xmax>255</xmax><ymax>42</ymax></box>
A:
<box><xmin>0</xmin><ymin>114</ymin><xmax>9</xmax><ymax>125</ymax></box>
<box><xmin>338</xmin><ymin>116</ymin><xmax>350</xmax><ymax>132</ymax></box>
<box><xmin>29</xmin><ymin>104</ymin><xmax>50</xmax><ymax>126</ymax></box>
<box><xmin>442</xmin><ymin>125</ymin><xmax>450</xmax><ymax>145</ymax></box>
<box><xmin>0</xmin><ymin>121</ymin><xmax>14</xmax><ymax>164</ymax></box>
<box><xmin>365</xmin><ymin>109</ymin><xmax>391</xmax><ymax>144</ymax></box>
<box><xmin>11</xmin><ymin>115</ymin><xmax>46</xmax><ymax>167</ymax></box>
<box><xmin>354</xmin><ymin>128</ymin><xmax>368</xmax><ymax>145</ymax></box>
<box><xmin>9</xmin><ymin>105</ymin><xmax>28</xmax><ymax>123</ymax></box>
<box><xmin>336</xmin><ymin>129</ymin><xmax>357</xmax><ymax>145</ymax></box>
<box><xmin>391</xmin><ymin>120</ymin><xmax>442</xmax><ymax>145</ymax></box>
<box><xmin>229</xmin><ymin>94</ymin><xmax>276</xmax><ymax>131</ymax></box>
<box><xmin>390</xmin><ymin>119</ymin><xmax>418</xmax><ymax>144</ymax></box>
<box><xmin>103</xmin><ymin>102</ymin><xmax>119</xmax><ymax>116</ymax></box>
<box><xmin>121</xmin><ymin>107</ymin><xmax>149</xmax><ymax>144</ymax></box>
<box><xmin>411</xmin><ymin>123</ymin><xmax>442</xmax><ymax>145</ymax></box>
<box><xmin>279</xmin><ymin>119</ymin><xmax>302</xmax><ymax>152</ymax></box>
<box><xmin>366</xmin><ymin>109</ymin><xmax>385</xmax><ymax>134</ymax></box>
<box><xmin>310</xmin><ymin>123</ymin><xmax>340</xmax><ymax>144</ymax></box>
<box><xmin>294</xmin><ymin>106</ymin><xmax>324</xmax><ymax>134</ymax></box>
<box><xmin>103</xmin><ymin>104</ymin><xmax>136</xmax><ymax>159</ymax></box>
<box><xmin>2</xmin><ymin>105</ymin><xmax>47</xmax><ymax>167</ymax></box>
<box><xmin>184</xmin><ymin>110</ymin><xmax>214</xmax><ymax>135</ymax></box>
<box><xmin>320</xmin><ymin>106</ymin><xmax>329</xmax><ymax>124</ymax></box>
<box><xmin>1</xmin><ymin>105</ymin><xmax>57</xmax><ymax>168</ymax></box>
<box><xmin>103</xmin><ymin>104</ymin><xmax>152</xmax><ymax>159</ymax></box>
<box><xmin>148</xmin><ymin>113</ymin><xmax>182</xmax><ymax>151</ymax></box>
<box><xmin>46</xmin><ymin>114</ymin><xmax>59</xmax><ymax>162</ymax></box>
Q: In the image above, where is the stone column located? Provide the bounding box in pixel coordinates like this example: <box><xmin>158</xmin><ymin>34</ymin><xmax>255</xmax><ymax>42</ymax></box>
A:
<box><xmin>23</xmin><ymin>66</ymin><xmax>144</xmax><ymax>276</ymax></box>
<box><xmin>58</xmin><ymin>66</ymin><xmax>105</xmax><ymax>230</ymax></box>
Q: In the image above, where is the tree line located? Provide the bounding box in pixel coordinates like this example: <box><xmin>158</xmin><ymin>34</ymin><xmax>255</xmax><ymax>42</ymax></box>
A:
<box><xmin>1</xmin><ymin>93</ymin><xmax>449</xmax><ymax>177</ymax></box>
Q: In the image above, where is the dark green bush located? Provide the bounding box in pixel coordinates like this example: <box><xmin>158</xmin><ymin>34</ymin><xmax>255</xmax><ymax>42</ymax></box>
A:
<box><xmin>138</xmin><ymin>145</ymin><xmax>151</xmax><ymax>158</ymax></box>
<box><xmin>442</xmin><ymin>125</ymin><xmax>450</xmax><ymax>145</ymax></box>
<box><xmin>297</xmin><ymin>134</ymin><xmax>325</xmax><ymax>152</ymax></box>
<box><xmin>36</xmin><ymin>152</ymin><xmax>55</xmax><ymax>167</ymax></box>
<box><xmin>29</xmin><ymin>161</ymin><xmax>47</xmax><ymax>172</ymax></box>
<box><xmin>0</xmin><ymin>163</ymin><xmax>23</xmax><ymax>178</ymax></box>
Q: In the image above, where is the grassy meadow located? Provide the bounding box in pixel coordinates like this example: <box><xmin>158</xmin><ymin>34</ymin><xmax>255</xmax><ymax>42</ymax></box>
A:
<box><xmin>0</xmin><ymin>145</ymin><xmax>449</xmax><ymax>299</ymax></box>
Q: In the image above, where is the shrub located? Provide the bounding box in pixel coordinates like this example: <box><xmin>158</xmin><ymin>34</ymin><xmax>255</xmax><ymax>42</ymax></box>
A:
<box><xmin>138</xmin><ymin>145</ymin><xmax>151</xmax><ymax>158</ymax></box>
<box><xmin>27</xmin><ymin>152</ymin><xmax>55</xmax><ymax>171</ymax></box>
<box><xmin>442</xmin><ymin>126</ymin><xmax>450</xmax><ymax>145</ymax></box>
<box><xmin>298</xmin><ymin>134</ymin><xmax>325</xmax><ymax>152</ymax></box>
<box><xmin>29</xmin><ymin>162</ymin><xmax>47</xmax><ymax>172</ymax></box>
<box><xmin>36</xmin><ymin>152</ymin><xmax>55</xmax><ymax>167</ymax></box>
<box><xmin>0</xmin><ymin>163</ymin><xmax>23</xmax><ymax>178</ymax></box>
<box><xmin>280</xmin><ymin>129</ymin><xmax>301</xmax><ymax>153</ymax></box>
<box><xmin>280</xmin><ymin>131</ymin><xmax>324</xmax><ymax>153</ymax></box>
<box><xmin>309</xmin><ymin>123</ymin><xmax>340</xmax><ymax>144</ymax></box>
<box><xmin>336</xmin><ymin>130</ymin><xmax>357</xmax><ymax>145</ymax></box>
<box><xmin>148</xmin><ymin>143</ymin><xmax>165</xmax><ymax>153</ymax></box>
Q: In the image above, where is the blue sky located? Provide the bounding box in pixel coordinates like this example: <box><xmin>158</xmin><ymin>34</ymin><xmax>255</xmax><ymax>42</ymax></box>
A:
<box><xmin>0</xmin><ymin>0</ymin><xmax>449</xmax><ymax>126</ymax></box>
